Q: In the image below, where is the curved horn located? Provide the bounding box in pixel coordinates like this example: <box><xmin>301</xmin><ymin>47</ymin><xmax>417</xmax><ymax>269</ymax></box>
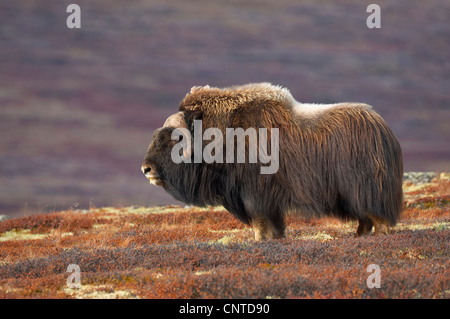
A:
<box><xmin>163</xmin><ymin>112</ymin><xmax>187</xmax><ymax>128</ymax></box>
<box><xmin>164</xmin><ymin>112</ymin><xmax>192</xmax><ymax>159</ymax></box>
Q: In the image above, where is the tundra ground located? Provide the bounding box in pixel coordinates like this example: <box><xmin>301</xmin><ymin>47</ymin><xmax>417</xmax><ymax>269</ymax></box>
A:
<box><xmin>0</xmin><ymin>174</ymin><xmax>448</xmax><ymax>298</ymax></box>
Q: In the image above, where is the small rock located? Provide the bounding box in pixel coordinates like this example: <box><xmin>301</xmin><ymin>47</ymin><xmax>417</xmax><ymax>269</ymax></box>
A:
<box><xmin>0</xmin><ymin>214</ymin><xmax>9</xmax><ymax>222</ymax></box>
<box><xmin>403</xmin><ymin>172</ymin><xmax>438</xmax><ymax>185</ymax></box>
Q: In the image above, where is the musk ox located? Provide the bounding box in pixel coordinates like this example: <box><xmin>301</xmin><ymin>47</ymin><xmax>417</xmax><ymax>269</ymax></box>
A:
<box><xmin>141</xmin><ymin>83</ymin><xmax>403</xmax><ymax>240</ymax></box>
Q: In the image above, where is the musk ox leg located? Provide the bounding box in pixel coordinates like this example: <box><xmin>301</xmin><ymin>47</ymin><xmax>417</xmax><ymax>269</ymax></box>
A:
<box><xmin>355</xmin><ymin>218</ymin><xmax>374</xmax><ymax>237</ymax></box>
<box><xmin>252</xmin><ymin>216</ymin><xmax>285</xmax><ymax>241</ymax></box>
<box><xmin>368</xmin><ymin>215</ymin><xmax>390</xmax><ymax>235</ymax></box>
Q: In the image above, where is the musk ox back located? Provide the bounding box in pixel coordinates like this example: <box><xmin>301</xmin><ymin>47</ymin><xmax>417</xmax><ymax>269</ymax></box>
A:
<box><xmin>142</xmin><ymin>83</ymin><xmax>403</xmax><ymax>240</ymax></box>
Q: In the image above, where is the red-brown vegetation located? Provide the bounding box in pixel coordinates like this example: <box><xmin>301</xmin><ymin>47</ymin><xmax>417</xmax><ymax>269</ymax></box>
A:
<box><xmin>0</xmin><ymin>177</ymin><xmax>448</xmax><ymax>298</ymax></box>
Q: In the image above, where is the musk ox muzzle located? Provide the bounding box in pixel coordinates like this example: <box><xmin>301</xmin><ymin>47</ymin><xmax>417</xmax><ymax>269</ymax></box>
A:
<box><xmin>142</xmin><ymin>83</ymin><xmax>403</xmax><ymax>241</ymax></box>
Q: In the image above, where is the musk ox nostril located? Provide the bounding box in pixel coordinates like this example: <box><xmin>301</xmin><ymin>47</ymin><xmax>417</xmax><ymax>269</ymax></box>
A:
<box><xmin>141</xmin><ymin>165</ymin><xmax>151</xmax><ymax>175</ymax></box>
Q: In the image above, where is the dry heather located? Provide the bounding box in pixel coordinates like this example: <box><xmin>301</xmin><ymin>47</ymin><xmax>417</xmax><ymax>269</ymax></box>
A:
<box><xmin>0</xmin><ymin>174</ymin><xmax>449</xmax><ymax>299</ymax></box>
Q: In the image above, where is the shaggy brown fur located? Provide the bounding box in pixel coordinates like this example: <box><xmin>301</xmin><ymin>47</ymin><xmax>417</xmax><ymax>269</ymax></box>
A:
<box><xmin>142</xmin><ymin>83</ymin><xmax>403</xmax><ymax>240</ymax></box>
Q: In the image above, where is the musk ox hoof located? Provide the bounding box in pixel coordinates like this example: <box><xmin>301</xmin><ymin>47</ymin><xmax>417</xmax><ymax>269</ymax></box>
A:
<box><xmin>355</xmin><ymin>218</ymin><xmax>374</xmax><ymax>237</ymax></box>
<box><xmin>354</xmin><ymin>215</ymin><xmax>391</xmax><ymax>237</ymax></box>
<box><xmin>252</xmin><ymin>217</ymin><xmax>285</xmax><ymax>241</ymax></box>
<box><xmin>370</xmin><ymin>215</ymin><xmax>391</xmax><ymax>235</ymax></box>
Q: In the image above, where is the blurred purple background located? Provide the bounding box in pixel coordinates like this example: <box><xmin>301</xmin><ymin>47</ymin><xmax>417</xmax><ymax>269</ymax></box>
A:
<box><xmin>1</xmin><ymin>0</ymin><xmax>449</xmax><ymax>217</ymax></box>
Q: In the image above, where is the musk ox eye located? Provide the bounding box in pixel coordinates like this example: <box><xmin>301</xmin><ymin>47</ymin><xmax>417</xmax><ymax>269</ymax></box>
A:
<box><xmin>168</xmin><ymin>134</ymin><xmax>184</xmax><ymax>147</ymax></box>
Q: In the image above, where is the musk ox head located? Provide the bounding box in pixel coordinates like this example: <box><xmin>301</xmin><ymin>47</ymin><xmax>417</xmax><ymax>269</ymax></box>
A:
<box><xmin>141</xmin><ymin>112</ymin><xmax>195</xmax><ymax>200</ymax></box>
